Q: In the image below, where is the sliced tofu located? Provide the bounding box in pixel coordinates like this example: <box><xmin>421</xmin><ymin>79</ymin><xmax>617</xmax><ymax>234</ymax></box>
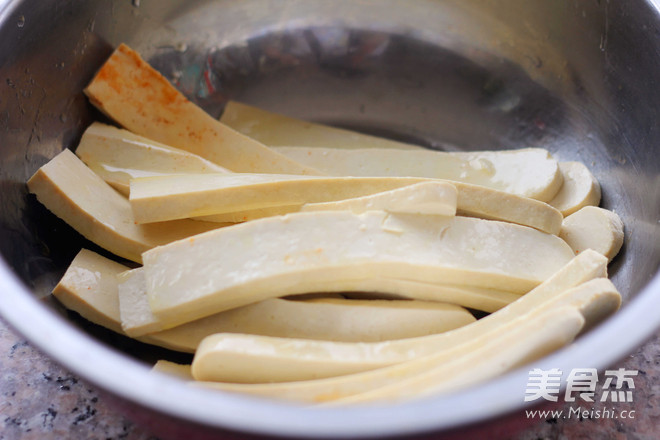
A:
<box><xmin>26</xmin><ymin>150</ymin><xmax>223</xmax><ymax>264</ymax></box>
<box><xmin>280</xmin><ymin>298</ymin><xmax>476</xmax><ymax>341</ymax></box>
<box><xmin>300</xmin><ymin>182</ymin><xmax>457</xmax><ymax>216</ymax></box>
<box><xmin>143</xmin><ymin>211</ymin><xmax>574</xmax><ymax>329</ymax></box>
<box><xmin>298</xmin><ymin>278</ymin><xmax>521</xmax><ymax>313</ymax></box>
<box><xmin>329</xmin><ymin>307</ymin><xmax>584</xmax><ymax>405</ymax></box>
<box><xmin>50</xmin><ymin>249</ymin><xmax>219</xmax><ymax>352</ymax></box>
<box><xmin>560</xmin><ymin>206</ymin><xmax>624</xmax><ymax>261</ymax></box>
<box><xmin>84</xmin><ymin>44</ymin><xmax>321</xmax><ymax>175</ymax></box>
<box><xmin>117</xmin><ymin>267</ymin><xmax>159</xmax><ymax>336</ymax></box>
<box><xmin>128</xmin><ymin>275</ymin><xmax>518</xmax><ymax>335</ymax></box>
<box><xmin>331</xmin><ymin>279</ymin><xmax>620</xmax><ymax>405</ymax></box>
<box><xmin>121</xmin><ymin>270</ymin><xmax>475</xmax><ymax>341</ymax></box>
<box><xmin>273</xmin><ymin>146</ymin><xmax>562</xmax><ymax>202</ymax></box>
<box><xmin>52</xmin><ymin>249</ymin><xmax>128</xmax><ymax>334</ymax></box>
<box><xmin>76</xmin><ymin>122</ymin><xmax>229</xmax><ymax>196</ymax></box>
<box><xmin>220</xmin><ymin>101</ymin><xmax>423</xmax><ymax>150</ymax></box>
<box><xmin>548</xmin><ymin>161</ymin><xmax>601</xmax><ymax>216</ymax></box>
<box><xmin>151</xmin><ymin>360</ymin><xmax>194</xmax><ymax>380</ymax></box>
<box><xmin>196</xmin><ymin>205</ymin><xmax>303</xmax><ymax>223</ymax></box>
<box><xmin>187</xmin><ymin>250</ymin><xmax>611</xmax><ymax>389</ymax></box>
<box><xmin>129</xmin><ymin>173</ymin><xmax>562</xmax><ymax>234</ymax></box>
<box><xmin>54</xmin><ymin>251</ymin><xmax>475</xmax><ymax>351</ymax></box>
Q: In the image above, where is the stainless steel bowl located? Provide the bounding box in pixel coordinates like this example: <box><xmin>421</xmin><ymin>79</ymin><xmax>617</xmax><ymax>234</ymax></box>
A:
<box><xmin>1</xmin><ymin>0</ymin><xmax>659</xmax><ymax>438</ymax></box>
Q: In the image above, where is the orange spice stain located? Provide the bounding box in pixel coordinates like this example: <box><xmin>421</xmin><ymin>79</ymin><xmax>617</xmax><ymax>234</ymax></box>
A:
<box><xmin>94</xmin><ymin>60</ymin><xmax>123</xmax><ymax>95</ymax></box>
<box><xmin>117</xmin><ymin>44</ymin><xmax>188</xmax><ymax>109</ymax></box>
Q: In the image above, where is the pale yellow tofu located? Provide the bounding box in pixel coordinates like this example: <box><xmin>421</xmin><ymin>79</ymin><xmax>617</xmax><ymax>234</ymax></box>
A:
<box><xmin>329</xmin><ymin>307</ymin><xmax>585</xmax><ymax>405</ymax></box>
<box><xmin>300</xmin><ymin>278</ymin><xmax>521</xmax><ymax>313</ymax></box>
<box><xmin>76</xmin><ymin>122</ymin><xmax>229</xmax><ymax>196</ymax></box>
<box><xmin>27</xmin><ymin>150</ymin><xmax>223</xmax><ymax>263</ymax></box>
<box><xmin>84</xmin><ymin>44</ymin><xmax>321</xmax><ymax>175</ymax></box>
<box><xmin>121</xmin><ymin>271</ymin><xmax>476</xmax><ymax>340</ymax></box>
<box><xmin>52</xmin><ymin>249</ymin><xmax>128</xmax><ymax>334</ymax></box>
<box><xmin>300</xmin><ymin>181</ymin><xmax>457</xmax><ymax>216</ymax></box>
<box><xmin>549</xmin><ymin>161</ymin><xmax>601</xmax><ymax>216</ymax></box>
<box><xmin>560</xmin><ymin>206</ymin><xmax>624</xmax><ymax>261</ymax></box>
<box><xmin>129</xmin><ymin>173</ymin><xmax>563</xmax><ymax>234</ymax></box>
<box><xmin>274</xmin><ymin>146</ymin><xmax>562</xmax><ymax>202</ymax></box>
<box><xmin>56</xmin><ymin>250</ymin><xmax>478</xmax><ymax>352</ymax></box>
<box><xmin>186</xmin><ymin>250</ymin><xmax>611</xmax><ymax>391</ymax></box>
<box><xmin>143</xmin><ymin>212</ymin><xmax>575</xmax><ymax>329</ymax></box>
<box><xmin>220</xmin><ymin>100</ymin><xmax>423</xmax><ymax>150</ymax></box>
<box><xmin>151</xmin><ymin>360</ymin><xmax>194</xmax><ymax>380</ymax></box>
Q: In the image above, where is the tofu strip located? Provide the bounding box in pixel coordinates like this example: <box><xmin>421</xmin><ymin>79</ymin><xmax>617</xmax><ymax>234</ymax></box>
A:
<box><xmin>559</xmin><ymin>206</ymin><xmax>624</xmax><ymax>261</ymax></box>
<box><xmin>191</xmin><ymin>278</ymin><xmax>615</xmax><ymax>388</ymax></box>
<box><xmin>120</xmin><ymin>268</ymin><xmax>476</xmax><ymax>341</ymax></box>
<box><xmin>273</xmin><ymin>146</ymin><xmax>562</xmax><ymax>202</ymax></box>
<box><xmin>327</xmin><ymin>307</ymin><xmax>585</xmax><ymax>405</ymax></box>
<box><xmin>76</xmin><ymin>122</ymin><xmax>229</xmax><ymax>196</ymax></box>
<box><xmin>220</xmin><ymin>100</ymin><xmax>424</xmax><ymax>150</ymax></box>
<box><xmin>129</xmin><ymin>173</ymin><xmax>563</xmax><ymax>234</ymax></box>
<box><xmin>548</xmin><ymin>161</ymin><xmax>601</xmax><ymax>215</ymax></box>
<box><xmin>294</xmin><ymin>278</ymin><xmax>521</xmax><ymax>313</ymax></box>
<box><xmin>27</xmin><ymin>150</ymin><xmax>223</xmax><ymax>264</ymax></box>
<box><xmin>186</xmin><ymin>250</ymin><xmax>611</xmax><ymax>389</ymax></box>
<box><xmin>143</xmin><ymin>212</ymin><xmax>575</xmax><ymax>329</ymax></box>
<box><xmin>300</xmin><ymin>182</ymin><xmax>457</xmax><ymax>216</ymax></box>
<box><xmin>84</xmin><ymin>44</ymin><xmax>321</xmax><ymax>175</ymax></box>
<box><xmin>54</xmin><ymin>250</ymin><xmax>475</xmax><ymax>352</ymax></box>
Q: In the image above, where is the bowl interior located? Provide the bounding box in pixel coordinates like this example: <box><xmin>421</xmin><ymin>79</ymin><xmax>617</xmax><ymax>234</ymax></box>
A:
<box><xmin>1</xmin><ymin>0</ymin><xmax>659</xmax><ymax>436</ymax></box>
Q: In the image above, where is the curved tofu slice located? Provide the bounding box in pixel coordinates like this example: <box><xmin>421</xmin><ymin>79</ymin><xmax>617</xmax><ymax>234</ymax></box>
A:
<box><xmin>120</xmin><ymin>268</ymin><xmax>476</xmax><ymax>341</ymax></box>
<box><xmin>331</xmin><ymin>280</ymin><xmax>619</xmax><ymax>405</ymax></box>
<box><xmin>303</xmin><ymin>278</ymin><xmax>520</xmax><ymax>313</ymax></box>
<box><xmin>560</xmin><ymin>206</ymin><xmax>624</xmax><ymax>261</ymax></box>
<box><xmin>143</xmin><ymin>212</ymin><xmax>574</xmax><ymax>329</ymax></box>
<box><xmin>117</xmin><ymin>267</ymin><xmax>158</xmax><ymax>336</ymax></box>
<box><xmin>157</xmin><ymin>299</ymin><xmax>475</xmax><ymax>347</ymax></box>
<box><xmin>52</xmin><ymin>249</ymin><xmax>128</xmax><ymax>334</ymax></box>
<box><xmin>130</xmin><ymin>173</ymin><xmax>562</xmax><ymax>234</ymax></box>
<box><xmin>330</xmin><ymin>307</ymin><xmax>584</xmax><ymax>405</ymax></box>
<box><xmin>220</xmin><ymin>101</ymin><xmax>423</xmax><ymax>150</ymax></box>
<box><xmin>26</xmin><ymin>150</ymin><xmax>223</xmax><ymax>263</ymax></box>
<box><xmin>185</xmin><ymin>250</ymin><xmax>608</xmax><ymax>384</ymax></box>
<box><xmin>151</xmin><ymin>360</ymin><xmax>194</xmax><ymax>380</ymax></box>
<box><xmin>197</xmin><ymin>205</ymin><xmax>302</xmax><ymax>223</ymax></box>
<box><xmin>273</xmin><ymin>146</ymin><xmax>562</xmax><ymax>202</ymax></box>
<box><xmin>549</xmin><ymin>161</ymin><xmax>601</xmax><ymax>216</ymax></box>
<box><xmin>84</xmin><ymin>44</ymin><xmax>320</xmax><ymax>175</ymax></box>
<box><xmin>49</xmin><ymin>249</ymin><xmax>231</xmax><ymax>352</ymax></box>
<box><xmin>280</xmin><ymin>298</ymin><xmax>476</xmax><ymax>341</ymax></box>
<box><xmin>300</xmin><ymin>182</ymin><xmax>457</xmax><ymax>216</ymax></box>
<box><xmin>76</xmin><ymin>122</ymin><xmax>229</xmax><ymax>196</ymax></box>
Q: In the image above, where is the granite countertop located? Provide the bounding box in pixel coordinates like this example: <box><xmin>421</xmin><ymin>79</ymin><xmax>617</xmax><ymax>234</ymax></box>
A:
<box><xmin>1</xmin><ymin>318</ymin><xmax>658</xmax><ymax>440</ymax></box>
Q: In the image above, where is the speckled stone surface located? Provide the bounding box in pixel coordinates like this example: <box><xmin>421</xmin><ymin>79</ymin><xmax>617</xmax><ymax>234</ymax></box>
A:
<box><xmin>1</xmin><ymin>318</ymin><xmax>658</xmax><ymax>439</ymax></box>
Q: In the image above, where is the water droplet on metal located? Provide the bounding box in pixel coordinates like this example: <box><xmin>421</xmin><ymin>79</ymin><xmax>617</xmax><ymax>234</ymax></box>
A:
<box><xmin>17</xmin><ymin>15</ymin><xmax>25</xmax><ymax>28</ymax></box>
<box><xmin>60</xmin><ymin>114</ymin><xmax>68</xmax><ymax>123</ymax></box>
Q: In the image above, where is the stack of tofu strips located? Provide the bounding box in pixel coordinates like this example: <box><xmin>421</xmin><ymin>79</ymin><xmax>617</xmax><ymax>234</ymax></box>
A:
<box><xmin>27</xmin><ymin>44</ymin><xmax>625</xmax><ymax>405</ymax></box>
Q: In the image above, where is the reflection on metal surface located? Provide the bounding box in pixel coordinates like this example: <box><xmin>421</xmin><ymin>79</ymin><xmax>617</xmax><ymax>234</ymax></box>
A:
<box><xmin>0</xmin><ymin>0</ymin><xmax>659</xmax><ymax>438</ymax></box>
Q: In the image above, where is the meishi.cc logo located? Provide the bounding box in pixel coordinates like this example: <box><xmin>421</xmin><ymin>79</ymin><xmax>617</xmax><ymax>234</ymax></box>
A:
<box><xmin>524</xmin><ymin>367</ymin><xmax>637</xmax><ymax>403</ymax></box>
